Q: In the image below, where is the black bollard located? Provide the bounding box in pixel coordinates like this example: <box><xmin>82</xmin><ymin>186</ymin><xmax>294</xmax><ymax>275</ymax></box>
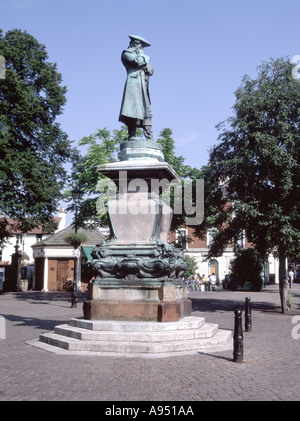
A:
<box><xmin>245</xmin><ymin>297</ymin><xmax>252</xmax><ymax>332</ymax></box>
<box><xmin>71</xmin><ymin>281</ymin><xmax>78</xmax><ymax>308</ymax></box>
<box><xmin>233</xmin><ymin>309</ymin><xmax>243</xmax><ymax>363</ymax></box>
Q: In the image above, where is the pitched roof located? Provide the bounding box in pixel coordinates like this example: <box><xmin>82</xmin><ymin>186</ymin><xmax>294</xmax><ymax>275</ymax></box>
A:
<box><xmin>2</xmin><ymin>217</ymin><xmax>61</xmax><ymax>235</ymax></box>
<box><xmin>31</xmin><ymin>225</ymin><xmax>106</xmax><ymax>248</ymax></box>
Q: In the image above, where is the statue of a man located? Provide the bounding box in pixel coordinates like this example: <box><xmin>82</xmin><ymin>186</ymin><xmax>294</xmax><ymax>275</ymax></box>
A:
<box><xmin>119</xmin><ymin>35</ymin><xmax>154</xmax><ymax>141</ymax></box>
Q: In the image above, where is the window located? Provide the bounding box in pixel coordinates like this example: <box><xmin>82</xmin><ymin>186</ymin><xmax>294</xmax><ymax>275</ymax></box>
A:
<box><xmin>207</xmin><ymin>230</ymin><xmax>216</xmax><ymax>247</ymax></box>
<box><xmin>234</xmin><ymin>231</ymin><xmax>245</xmax><ymax>250</ymax></box>
<box><xmin>16</xmin><ymin>234</ymin><xmax>23</xmax><ymax>243</ymax></box>
<box><xmin>208</xmin><ymin>259</ymin><xmax>219</xmax><ymax>276</ymax></box>
<box><xmin>176</xmin><ymin>229</ymin><xmax>188</xmax><ymax>249</ymax></box>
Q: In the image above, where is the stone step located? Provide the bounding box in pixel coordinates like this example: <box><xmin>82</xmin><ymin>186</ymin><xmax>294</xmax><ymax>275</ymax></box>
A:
<box><xmin>39</xmin><ymin>329</ymin><xmax>232</xmax><ymax>354</ymax></box>
<box><xmin>54</xmin><ymin>322</ymin><xmax>218</xmax><ymax>342</ymax></box>
<box><xmin>69</xmin><ymin>316</ymin><xmax>206</xmax><ymax>332</ymax></box>
<box><xmin>36</xmin><ymin>316</ymin><xmax>233</xmax><ymax>356</ymax></box>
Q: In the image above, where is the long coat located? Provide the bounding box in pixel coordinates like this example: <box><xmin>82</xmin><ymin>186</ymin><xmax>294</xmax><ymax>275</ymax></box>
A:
<box><xmin>119</xmin><ymin>48</ymin><xmax>154</xmax><ymax>125</ymax></box>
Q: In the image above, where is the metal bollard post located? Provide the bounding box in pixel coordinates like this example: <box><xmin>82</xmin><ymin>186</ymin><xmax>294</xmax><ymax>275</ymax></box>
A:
<box><xmin>245</xmin><ymin>297</ymin><xmax>252</xmax><ymax>332</ymax></box>
<box><xmin>71</xmin><ymin>281</ymin><xmax>78</xmax><ymax>308</ymax></box>
<box><xmin>233</xmin><ymin>309</ymin><xmax>243</xmax><ymax>363</ymax></box>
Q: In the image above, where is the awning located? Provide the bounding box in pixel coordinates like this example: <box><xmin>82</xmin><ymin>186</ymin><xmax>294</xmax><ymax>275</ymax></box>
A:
<box><xmin>81</xmin><ymin>246</ymin><xmax>94</xmax><ymax>261</ymax></box>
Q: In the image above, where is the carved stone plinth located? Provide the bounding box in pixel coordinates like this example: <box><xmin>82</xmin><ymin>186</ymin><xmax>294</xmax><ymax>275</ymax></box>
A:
<box><xmin>85</xmin><ymin>144</ymin><xmax>192</xmax><ymax>322</ymax></box>
<box><xmin>83</xmin><ymin>282</ymin><xmax>192</xmax><ymax>322</ymax></box>
<box><xmin>118</xmin><ymin>140</ymin><xmax>164</xmax><ymax>162</ymax></box>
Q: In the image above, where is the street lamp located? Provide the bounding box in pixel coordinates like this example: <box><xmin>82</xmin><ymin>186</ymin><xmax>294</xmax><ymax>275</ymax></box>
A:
<box><xmin>72</xmin><ymin>186</ymin><xmax>83</xmax><ymax>235</ymax></box>
<box><xmin>71</xmin><ymin>186</ymin><xmax>83</xmax><ymax>308</ymax></box>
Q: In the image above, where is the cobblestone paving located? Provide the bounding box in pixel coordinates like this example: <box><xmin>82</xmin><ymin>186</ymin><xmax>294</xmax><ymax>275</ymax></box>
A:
<box><xmin>0</xmin><ymin>285</ymin><xmax>300</xmax><ymax>401</ymax></box>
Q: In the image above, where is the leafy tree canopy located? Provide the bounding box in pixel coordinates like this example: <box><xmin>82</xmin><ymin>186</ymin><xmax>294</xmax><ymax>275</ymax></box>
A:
<box><xmin>0</xmin><ymin>29</ymin><xmax>76</xmax><ymax>239</ymax></box>
<box><xmin>229</xmin><ymin>248</ymin><xmax>263</xmax><ymax>291</ymax></box>
<box><xmin>183</xmin><ymin>255</ymin><xmax>198</xmax><ymax>279</ymax></box>
<box><xmin>207</xmin><ymin>57</ymin><xmax>300</xmax><ymax>259</ymax></box>
<box><xmin>205</xmin><ymin>57</ymin><xmax>300</xmax><ymax>312</ymax></box>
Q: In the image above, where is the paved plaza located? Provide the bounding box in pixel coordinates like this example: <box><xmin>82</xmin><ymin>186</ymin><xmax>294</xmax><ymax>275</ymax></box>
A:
<box><xmin>0</xmin><ymin>284</ymin><xmax>300</xmax><ymax>402</ymax></box>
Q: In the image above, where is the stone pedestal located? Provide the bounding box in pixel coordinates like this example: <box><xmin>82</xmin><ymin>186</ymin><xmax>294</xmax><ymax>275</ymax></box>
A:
<box><xmin>118</xmin><ymin>140</ymin><xmax>164</xmax><ymax>162</ymax></box>
<box><xmin>84</xmin><ymin>141</ymin><xmax>191</xmax><ymax>322</ymax></box>
<box><xmin>32</xmin><ymin>143</ymin><xmax>233</xmax><ymax>357</ymax></box>
<box><xmin>83</xmin><ymin>282</ymin><xmax>191</xmax><ymax>322</ymax></box>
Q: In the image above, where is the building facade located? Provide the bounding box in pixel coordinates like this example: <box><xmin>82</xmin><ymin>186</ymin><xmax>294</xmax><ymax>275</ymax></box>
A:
<box><xmin>0</xmin><ymin>207</ymin><xmax>67</xmax><ymax>265</ymax></box>
<box><xmin>31</xmin><ymin>226</ymin><xmax>105</xmax><ymax>291</ymax></box>
<box><xmin>171</xmin><ymin>226</ymin><xmax>280</xmax><ymax>284</ymax></box>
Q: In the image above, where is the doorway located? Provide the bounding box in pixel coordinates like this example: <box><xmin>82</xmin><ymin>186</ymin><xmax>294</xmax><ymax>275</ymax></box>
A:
<box><xmin>208</xmin><ymin>259</ymin><xmax>218</xmax><ymax>276</ymax></box>
<box><xmin>57</xmin><ymin>260</ymin><xmax>69</xmax><ymax>291</ymax></box>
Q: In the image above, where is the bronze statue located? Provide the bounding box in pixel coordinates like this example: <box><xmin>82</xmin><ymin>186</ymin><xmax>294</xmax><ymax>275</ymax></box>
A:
<box><xmin>119</xmin><ymin>35</ymin><xmax>154</xmax><ymax>141</ymax></box>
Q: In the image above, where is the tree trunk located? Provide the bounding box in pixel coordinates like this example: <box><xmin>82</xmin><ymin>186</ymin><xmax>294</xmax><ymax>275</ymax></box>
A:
<box><xmin>278</xmin><ymin>238</ymin><xmax>289</xmax><ymax>314</ymax></box>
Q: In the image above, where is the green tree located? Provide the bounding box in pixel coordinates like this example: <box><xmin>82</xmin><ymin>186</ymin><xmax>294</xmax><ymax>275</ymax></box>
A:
<box><xmin>206</xmin><ymin>57</ymin><xmax>300</xmax><ymax>313</ymax></box>
<box><xmin>157</xmin><ymin>128</ymin><xmax>207</xmax><ymax>232</ymax></box>
<box><xmin>66</xmin><ymin>126</ymin><xmax>138</xmax><ymax>228</ymax></box>
<box><xmin>157</xmin><ymin>128</ymin><xmax>176</xmax><ymax>167</ymax></box>
<box><xmin>157</xmin><ymin>128</ymin><xmax>195</xmax><ymax>177</ymax></box>
<box><xmin>0</xmin><ymin>29</ymin><xmax>75</xmax><ymax>241</ymax></box>
<box><xmin>183</xmin><ymin>255</ymin><xmax>198</xmax><ymax>280</ymax></box>
<box><xmin>229</xmin><ymin>248</ymin><xmax>263</xmax><ymax>291</ymax></box>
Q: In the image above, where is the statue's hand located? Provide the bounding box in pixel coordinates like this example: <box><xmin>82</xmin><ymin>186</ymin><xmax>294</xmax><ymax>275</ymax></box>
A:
<box><xmin>136</xmin><ymin>56</ymin><xmax>146</xmax><ymax>67</ymax></box>
<box><xmin>146</xmin><ymin>63</ymin><xmax>154</xmax><ymax>75</ymax></box>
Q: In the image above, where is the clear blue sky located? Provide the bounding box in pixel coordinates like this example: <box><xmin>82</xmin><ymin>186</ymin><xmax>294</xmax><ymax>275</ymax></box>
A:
<box><xmin>2</xmin><ymin>0</ymin><xmax>300</xmax><ymax>221</ymax></box>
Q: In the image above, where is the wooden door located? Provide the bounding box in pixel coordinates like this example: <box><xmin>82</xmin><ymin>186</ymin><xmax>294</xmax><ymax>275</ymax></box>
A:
<box><xmin>57</xmin><ymin>260</ymin><xmax>69</xmax><ymax>291</ymax></box>
<box><xmin>209</xmin><ymin>266</ymin><xmax>217</xmax><ymax>275</ymax></box>
<box><xmin>48</xmin><ymin>259</ymin><xmax>57</xmax><ymax>291</ymax></box>
<box><xmin>35</xmin><ymin>258</ymin><xmax>44</xmax><ymax>290</ymax></box>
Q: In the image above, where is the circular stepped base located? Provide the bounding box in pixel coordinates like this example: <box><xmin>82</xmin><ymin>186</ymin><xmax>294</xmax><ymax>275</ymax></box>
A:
<box><xmin>29</xmin><ymin>316</ymin><xmax>233</xmax><ymax>357</ymax></box>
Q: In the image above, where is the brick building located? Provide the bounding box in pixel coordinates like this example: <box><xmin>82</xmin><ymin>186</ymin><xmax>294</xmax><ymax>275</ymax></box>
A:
<box><xmin>31</xmin><ymin>225</ymin><xmax>105</xmax><ymax>291</ymax></box>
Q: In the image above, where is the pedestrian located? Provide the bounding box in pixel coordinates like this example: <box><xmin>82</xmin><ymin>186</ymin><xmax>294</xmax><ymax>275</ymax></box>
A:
<box><xmin>208</xmin><ymin>273</ymin><xmax>217</xmax><ymax>291</ymax></box>
<box><xmin>288</xmin><ymin>269</ymin><xmax>295</xmax><ymax>289</ymax></box>
<box><xmin>201</xmin><ymin>274</ymin><xmax>208</xmax><ymax>290</ymax></box>
<box><xmin>189</xmin><ymin>274</ymin><xmax>196</xmax><ymax>290</ymax></box>
<box><xmin>196</xmin><ymin>273</ymin><xmax>201</xmax><ymax>285</ymax></box>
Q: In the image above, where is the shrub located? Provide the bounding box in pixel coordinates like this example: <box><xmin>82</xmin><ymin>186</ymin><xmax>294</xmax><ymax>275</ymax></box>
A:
<box><xmin>64</xmin><ymin>232</ymin><xmax>87</xmax><ymax>249</ymax></box>
<box><xmin>229</xmin><ymin>248</ymin><xmax>263</xmax><ymax>291</ymax></box>
<box><xmin>183</xmin><ymin>255</ymin><xmax>198</xmax><ymax>279</ymax></box>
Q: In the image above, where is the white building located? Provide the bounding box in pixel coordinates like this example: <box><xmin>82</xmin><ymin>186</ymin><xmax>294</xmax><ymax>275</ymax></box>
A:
<box><xmin>171</xmin><ymin>227</ymin><xmax>281</xmax><ymax>284</ymax></box>
<box><xmin>0</xmin><ymin>207</ymin><xmax>67</xmax><ymax>265</ymax></box>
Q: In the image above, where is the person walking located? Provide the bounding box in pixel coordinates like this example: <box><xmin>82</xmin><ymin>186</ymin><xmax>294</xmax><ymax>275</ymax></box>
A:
<box><xmin>288</xmin><ymin>269</ymin><xmax>295</xmax><ymax>289</ymax></box>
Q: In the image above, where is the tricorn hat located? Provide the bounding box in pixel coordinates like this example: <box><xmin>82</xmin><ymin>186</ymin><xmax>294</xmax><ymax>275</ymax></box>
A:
<box><xmin>128</xmin><ymin>34</ymin><xmax>151</xmax><ymax>47</ymax></box>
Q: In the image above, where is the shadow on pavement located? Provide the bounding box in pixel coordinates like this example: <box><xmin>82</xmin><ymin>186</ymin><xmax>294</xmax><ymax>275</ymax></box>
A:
<box><xmin>5</xmin><ymin>291</ymin><xmax>87</xmax><ymax>303</ymax></box>
<box><xmin>3</xmin><ymin>314</ymin><xmax>71</xmax><ymax>332</ymax></box>
<box><xmin>190</xmin><ymin>294</ymin><xmax>281</xmax><ymax>314</ymax></box>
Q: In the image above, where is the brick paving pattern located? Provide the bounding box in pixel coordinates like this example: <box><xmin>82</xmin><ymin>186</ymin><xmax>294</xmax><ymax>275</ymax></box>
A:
<box><xmin>0</xmin><ymin>285</ymin><xmax>300</xmax><ymax>401</ymax></box>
